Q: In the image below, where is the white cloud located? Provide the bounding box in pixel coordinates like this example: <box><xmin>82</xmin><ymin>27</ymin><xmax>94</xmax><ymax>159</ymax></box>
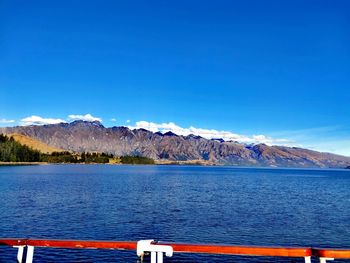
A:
<box><xmin>128</xmin><ymin>121</ymin><xmax>289</xmax><ymax>145</ymax></box>
<box><xmin>252</xmin><ymin>135</ymin><xmax>289</xmax><ymax>144</ymax></box>
<box><xmin>20</xmin><ymin>115</ymin><xmax>66</xmax><ymax>126</ymax></box>
<box><xmin>126</xmin><ymin>119</ymin><xmax>130</xmax><ymax>123</ymax></box>
<box><xmin>68</xmin><ymin>114</ymin><xmax>102</xmax><ymax>122</ymax></box>
<box><xmin>0</xmin><ymin>118</ymin><xmax>15</xmax><ymax>124</ymax></box>
<box><xmin>110</xmin><ymin>118</ymin><xmax>117</xmax><ymax>122</ymax></box>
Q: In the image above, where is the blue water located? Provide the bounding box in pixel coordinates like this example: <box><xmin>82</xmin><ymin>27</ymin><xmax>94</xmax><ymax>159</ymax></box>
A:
<box><xmin>0</xmin><ymin>165</ymin><xmax>349</xmax><ymax>262</ymax></box>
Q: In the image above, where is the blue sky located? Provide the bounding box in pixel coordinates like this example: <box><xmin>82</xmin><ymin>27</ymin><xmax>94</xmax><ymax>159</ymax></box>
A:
<box><xmin>1</xmin><ymin>1</ymin><xmax>350</xmax><ymax>155</ymax></box>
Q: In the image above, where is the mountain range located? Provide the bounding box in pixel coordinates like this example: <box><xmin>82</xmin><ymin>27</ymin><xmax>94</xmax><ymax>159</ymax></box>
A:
<box><xmin>1</xmin><ymin>120</ymin><xmax>350</xmax><ymax>168</ymax></box>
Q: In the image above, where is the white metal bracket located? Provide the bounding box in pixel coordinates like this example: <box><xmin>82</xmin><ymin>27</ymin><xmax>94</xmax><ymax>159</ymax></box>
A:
<box><xmin>319</xmin><ymin>257</ymin><xmax>334</xmax><ymax>263</ymax></box>
<box><xmin>137</xmin><ymin>240</ymin><xmax>173</xmax><ymax>263</ymax></box>
<box><xmin>304</xmin><ymin>256</ymin><xmax>311</xmax><ymax>263</ymax></box>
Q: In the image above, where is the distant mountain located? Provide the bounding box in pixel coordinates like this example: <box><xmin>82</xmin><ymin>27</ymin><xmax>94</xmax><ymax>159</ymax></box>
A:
<box><xmin>1</xmin><ymin>120</ymin><xmax>350</xmax><ymax>168</ymax></box>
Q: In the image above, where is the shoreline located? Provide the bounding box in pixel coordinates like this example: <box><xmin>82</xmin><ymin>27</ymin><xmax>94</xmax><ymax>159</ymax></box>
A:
<box><xmin>0</xmin><ymin>161</ymin><xmax>214</xmax><ymax>167</ymax></box>
<box><xmin>0</xmin><ymin>162</ymin><xmax>47</xmax><ymax>166</ymax></box>
<box><xmin>1</xmin><ymin>162</ymin><xmax>349</xmax><ymax>170</ymax></box>
<box><xmin>0</xmin><ymin>160</ymin><xmax>215</xmax><ymax>166</ymax></box>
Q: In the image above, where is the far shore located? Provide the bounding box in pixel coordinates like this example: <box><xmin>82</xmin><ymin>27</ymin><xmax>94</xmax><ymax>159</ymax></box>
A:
<box><xmin>0</xmin><ymin>162</ymin><xmax>47</xmax><ymax>166</ymax></box>
<box><xmin>0</xmin><ymin>162</ymin><xmax>121</xmax><ymax>166</ymax></box>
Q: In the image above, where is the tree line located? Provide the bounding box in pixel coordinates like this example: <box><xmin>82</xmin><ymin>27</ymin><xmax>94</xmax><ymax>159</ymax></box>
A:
<box><xmin>0</xmin><ymin>134</ymin><xmax>41</xmax><ymax>162</ymax></box>
<box><xmin>0</xmin><ymin>134</ymin><xmax>155</xmax><ymax>164</ymax></box>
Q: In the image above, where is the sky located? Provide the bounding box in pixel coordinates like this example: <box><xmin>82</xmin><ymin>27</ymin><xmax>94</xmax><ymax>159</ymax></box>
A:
<box><xmin>1</xmin><ymin>1</ymin><xmax>350</xmax><ymax>155</ymax></box>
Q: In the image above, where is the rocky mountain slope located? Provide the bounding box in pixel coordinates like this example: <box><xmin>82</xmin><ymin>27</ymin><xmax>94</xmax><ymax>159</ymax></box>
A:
<box><xmin>1</xmin><ymin>120</ymin><xmax>350</xmax><ymax>168</ymax></box>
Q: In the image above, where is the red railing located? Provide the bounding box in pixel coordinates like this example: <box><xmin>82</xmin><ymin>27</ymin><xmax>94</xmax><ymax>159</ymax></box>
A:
<box><xmin>312</xmin><ymin>248</ymin><xmax>350</xmax><ymax>259</ymax></box>
<box><xmin>1</xmin><ymin>238</ymin><xmax>350</xmax><ymax>262</ymax></box>
<box><xmin>159</xmin><ymin>241</ymin><xmax>312</xmax><ymax>257</ymax></box>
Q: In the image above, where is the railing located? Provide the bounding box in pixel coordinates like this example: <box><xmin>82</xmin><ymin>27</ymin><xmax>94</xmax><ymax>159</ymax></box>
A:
<box><xmin>1</xmin><ymin>238</ymin><xmax>350</xmax><ymax>263</ymax></box>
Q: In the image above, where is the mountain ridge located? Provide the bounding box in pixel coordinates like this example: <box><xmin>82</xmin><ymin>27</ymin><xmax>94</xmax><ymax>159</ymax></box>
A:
<box><xmin>1</xmin><ymin>121</ymin><xmax>349</xmax><ymax>168</ymax></box>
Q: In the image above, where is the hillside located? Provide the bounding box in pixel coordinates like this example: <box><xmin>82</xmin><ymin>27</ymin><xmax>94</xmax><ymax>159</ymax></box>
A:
<box><xmin>9</xmin><ymin>133</ymin><xmax>63</xmax><ymax>154</ymax></box>
<box><xmin>1</xmin><ymin>121</ymin><xmax>350</xmax><ymax>168</ymax></box>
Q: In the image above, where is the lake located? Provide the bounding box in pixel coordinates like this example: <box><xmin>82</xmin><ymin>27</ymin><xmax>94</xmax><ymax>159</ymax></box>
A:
<box><xmin>0</xmin><ymin>165</ymin><xmax>349</xmax><ymax>262</ymax></box>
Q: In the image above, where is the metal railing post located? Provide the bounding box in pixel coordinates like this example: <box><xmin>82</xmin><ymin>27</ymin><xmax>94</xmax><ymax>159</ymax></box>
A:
<box><xmin>150</xmin><ymin>251</ymin><xmax>157</xmax><ymax>263</ymax></box>
<box><xmin>25</xmin><ymin>246</ymin><xmax>34</xmax><ymax>263</ymax></box>
<box><xmin>157</xmin><ymin>252</ymin><xmax>164</xmax><ymax>263</ymax></box>
<box><xmin>13</xmin><ymin>245</ymin><xmax>25</xmax><ymax>263</ymax></box>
